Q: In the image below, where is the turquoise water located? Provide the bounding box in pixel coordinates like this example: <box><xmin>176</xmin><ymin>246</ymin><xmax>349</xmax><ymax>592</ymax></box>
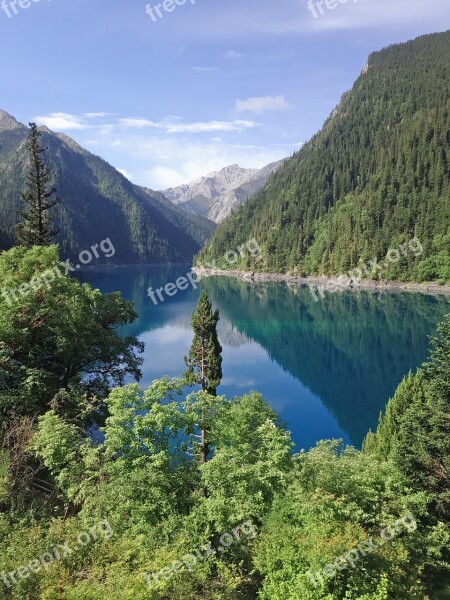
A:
<box><xmin>76</xmin><ymin>266</ymin><xmax>450</xmax><ymax>451</ymax></box>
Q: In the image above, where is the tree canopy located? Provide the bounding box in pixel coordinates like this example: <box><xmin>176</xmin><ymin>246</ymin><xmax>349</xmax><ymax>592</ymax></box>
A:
<box><xmin>0</xmin><ymin>245</ymin><xmax>143</xmax><ymax>427</ymax></box>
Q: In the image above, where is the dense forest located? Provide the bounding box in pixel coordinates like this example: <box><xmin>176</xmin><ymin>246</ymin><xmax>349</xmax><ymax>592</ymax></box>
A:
<box><xmin>0</xmin><ymin>242</ymin><xmax>449</xmax><ymax>599</ymax></box>
<box><xmin>0</xmin><ymin>112</ymin><xmax>215</xmax><ymax>264</ymax></box>
<box><xmin>197</xmin><ymin>31</ymin><xmax>450</xmax><ymax>283</ymax></box>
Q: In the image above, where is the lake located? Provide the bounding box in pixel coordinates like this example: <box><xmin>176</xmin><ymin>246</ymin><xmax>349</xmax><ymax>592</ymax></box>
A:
<box><xmin>76</xmin><ymin>265</ymin><xmax>450</xmax><ymax>452</ymax></box>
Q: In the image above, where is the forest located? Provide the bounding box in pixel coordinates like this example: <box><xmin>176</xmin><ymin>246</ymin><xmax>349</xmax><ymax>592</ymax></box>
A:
<box><xmin>197</xmin><ymin>32</ymin><xmax>450</xmax><ymax>284</ymax></box>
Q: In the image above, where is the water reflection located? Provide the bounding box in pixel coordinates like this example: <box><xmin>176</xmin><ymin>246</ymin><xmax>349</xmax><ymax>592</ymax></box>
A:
<box><xmin>76</xmin><ymin>266</ymin><xmax>450</xmax><ymax>450</ymax></box>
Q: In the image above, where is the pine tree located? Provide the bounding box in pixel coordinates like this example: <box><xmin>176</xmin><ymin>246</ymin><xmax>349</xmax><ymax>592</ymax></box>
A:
<box><xmin>184</xmin><ymin>291</ymin><xmax>222</xmax><ymax>463</ymax></box>
<box><xmin>16</xmin><ymin>123</ymin><xmax>60</xmax><ymax>247</ymax></box>
<box><xmin>364</xmin><ymin>314</ymin><xmax>450</xmax><ymax>520</ymax></box>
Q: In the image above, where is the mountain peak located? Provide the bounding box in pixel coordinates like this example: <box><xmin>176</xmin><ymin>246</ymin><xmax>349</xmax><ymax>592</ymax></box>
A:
<box><xmin>37</xmin><ymin>125</ymin><xmax>52</xmax><ymax>134</ymax></box>
<box><xmin>0</xmin><ymin>109</ymin><xmax>24</xmax><ymax>131</ymax></box>
<box><xmin>163</xmin><ymin>160</ymin><xmax>285</xmax><ymax>223</ymax></box>
<box><xmin>54</xmin><ymin>131</ymin><xmax>85</xmax><ymax>153</ymax></box>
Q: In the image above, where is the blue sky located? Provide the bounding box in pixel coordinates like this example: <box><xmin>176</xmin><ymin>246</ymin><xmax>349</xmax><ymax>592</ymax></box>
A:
<box><xmin>1</xmin><ymin>0</ymin><xmax>449</xmax><ymax>189</ymax></box>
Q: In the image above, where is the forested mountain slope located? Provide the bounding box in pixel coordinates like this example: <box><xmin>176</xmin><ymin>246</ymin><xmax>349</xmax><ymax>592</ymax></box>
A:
<box><xmin>0</xmin><ymin>111</ymin><xmax>215</xmax><ymax>263</ymax></box>
<box><xmin>197</xmin><ymin>31</ymin><xmax>450</xmax><ymax>282</ymax></box>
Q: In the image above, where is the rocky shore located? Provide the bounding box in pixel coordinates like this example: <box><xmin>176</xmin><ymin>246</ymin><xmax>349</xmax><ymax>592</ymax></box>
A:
<box><xmin>192</xmin><ymin>268</ymin><xmax>450</xmax><ymax>296</ymax></box>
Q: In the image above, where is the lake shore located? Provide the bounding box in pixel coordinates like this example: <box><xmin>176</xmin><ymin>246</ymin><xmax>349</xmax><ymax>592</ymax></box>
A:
<box><xmin>192</xmin><ymin>267</ymin><xmax>450</xmax><ymax>296</ymax></box>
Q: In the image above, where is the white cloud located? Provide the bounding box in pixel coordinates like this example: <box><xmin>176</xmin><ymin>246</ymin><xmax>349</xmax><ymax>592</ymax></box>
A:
<box><xmin>165</xmin><ymin>120</ymin><xmax>256</xmax><ymax>134</ymax></box>
<box><xmin>137</xmin><ymin>137</ymin><xmax>295</xmax><ymax>188</ymax></box>
<box><xmin>33</xmin><ymin>112</ymin><xmax>90</xmax><ymax>131</ymax></box>
<box><xmin>83</xmin><ymin>112</ymin><xmax>113</xmax><ymax>118</ymax></box>
<box><xmin>99</xmin><ymin>124</ymin><xmax>115</xmax><ymax>135</ymax></box>
<box><xmin>83</xmin><ymin>112</ymin><xmax>113</xmax><ymax>119</ymax></box>
<box><xmin>119</xmin><ymin>118</ymin><xmax>155</xmax><ymax>128</ymax></box>
<box><xmin>30</xmin><ymin>111</ymin><xmax>298</xmax><ymax>189</ymax></box>
<box><xmin>117</xmin><ymin>168</ymin><xmax>132</xmax><ymax>180</ymax></box>
<box><xmin>118</xmin><ymin>117</ymin><xmax>256</xmax><ymax>134</ymax></box>
<box><xmin>149</xmin><ymin>166</ymin><xmax>187</xmax><ymax>189</ymax></box>
<box><xmin>236</xmin><ymin>95</ymin><xmax>292</xmax><ymax>114</ymax></box>
<box><xmin>223</xmin><ymin>50</ymin><xmax>243</xmax><ymax>59</ymax></box>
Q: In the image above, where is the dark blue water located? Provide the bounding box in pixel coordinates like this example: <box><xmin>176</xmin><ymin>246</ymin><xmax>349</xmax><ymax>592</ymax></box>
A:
<box><xmin>76</xmin><ymin>265</ymin><xmax>450</xmax><ymax>451</ymax></box>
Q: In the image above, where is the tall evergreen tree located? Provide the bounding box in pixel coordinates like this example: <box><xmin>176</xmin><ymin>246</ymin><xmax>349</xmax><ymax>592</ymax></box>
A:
<box><xmin>184</xmin><ymin>291</ymin><xmax>222</xmax><ymax>463</ymax></box>
<box><xmin>364</xmin><ymin>314</ymin><xmax>450</xmax><ymax>519</ymax></box>
<box><xmin>16</xmin><ymin>123</ymin><xmax>60</xmax><ymax>247</ymax></box>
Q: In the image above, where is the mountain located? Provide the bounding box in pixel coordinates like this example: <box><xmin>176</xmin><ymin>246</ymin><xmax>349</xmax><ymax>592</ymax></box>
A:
<box><xmin>197</xmin><ymin>31</ymin><xmax>450</xmax><ymax>283</ymax></box>
<box><xmin>0</xmin><ymin>111</ymin><xmax>215</xmax><ymax>263</ymax></box>
<box><xmin>163</xmin><ymin>160</ymin><xmax>286</xmax><ymax>223</ymax></box>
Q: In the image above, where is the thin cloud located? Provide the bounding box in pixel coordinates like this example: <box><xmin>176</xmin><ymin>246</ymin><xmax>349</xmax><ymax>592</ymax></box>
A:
<box><xmin>236</xmin><ymin>95</ymin><xmax>292</xmax><ymax>114</ymax></box>
<box><xmin>223</xmin><ymin>50</ymin><xmax>243</xmax><ymax>59</ymax></box>
<box><xmin>260</xmin><ymin>0</ymin><xmax>450</xmax><ymax>34</ymax></box>
<box><xmin>33</xmin><ymin>112</ymin><xmax>90</xmax><ymax>131</ymax></box>
<box><xmin>117</xmin><ymin>168</ymin><xmax>132</xmax><ymax>180</ymax></box>
<box><xmin>119</xmin><ymin>118</ymin><xmax>155</xmax><ymax>128</ymax></box>
<box><xmin>32</xmin><ymin>113</ymin><xmax>257</xmax><ymax>135</ymax></box>
<box><xmin>83</xmin><ymin>112</ymin><xmax>114</xmax><ymax>118</ymax></box>
<box><xmin>29</xmin><ymin>111</ymin><xmax>297</xmax><ymax>189</ymax></box>
<box><xmin>137</xmin><ymin>138</ymin><xmax>293</xmax><ymax>188</ymax></box>
<box><xmin>161</xmin><ymin>0</ymin><xmax>450</xmax><ymax>40</ymax></box>
<box><xmin>165</xmin><ymin>120</ymin><xmax>256</xmax><ymax>134</ymax></box>
<box><xmin>118</xmin><ymin>117</ymin><xmax>256</xmax><ymax>134</ymax></box>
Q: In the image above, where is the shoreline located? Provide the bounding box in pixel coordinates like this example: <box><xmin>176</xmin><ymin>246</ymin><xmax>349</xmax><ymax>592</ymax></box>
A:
<box><xmin>192</xmin><ymin>268</ymin><xmax>450</xmax><ymax>297</ymax></box>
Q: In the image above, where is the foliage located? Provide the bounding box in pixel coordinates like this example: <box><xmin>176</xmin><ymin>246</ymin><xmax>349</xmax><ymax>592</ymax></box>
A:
<box><xmin>16</xmin><ymin>123</ymin><xmax>60</xmax><ymax>247</ymax></box>
<box><xmin>254</xmin><ymin>442</ymin><xmax>430</xmax><ymax>600</ymax></box>
<box><xmin>363</xmin><ymin>314</ymin><xmax>450</xmax><ymax>520</ymax></box>
<box><xmin>363</xmin><ymin>313</ymin><xmax>450</xmax><ymax>596</ymax></box>
<box><xmin>184</xmin><ymin>291</ymin><xmax>223</xmax><ymax>396</ymax></box>
<box><xmin>21</xmin><ymin>381</ymin><xmax>292</xmax><ymax>599</ymax></box>
<box><xmin>184</xmin><ymin>291</ymin><xmax>223</xmax><ymax>464</ymax></box>
<box><xmin>0</xmin><ymin>245</ymin><xmax>143</xmax><ymax>427</ymax></box>
<box><xmin>0</xmin><ymin>215</ymin><xmax>449</xmax><ymax>598</ymax></box>
<box><xmin>197</xmin><ymin>32</ymin><xmax>450</xmax><ymax>283</ymax></box>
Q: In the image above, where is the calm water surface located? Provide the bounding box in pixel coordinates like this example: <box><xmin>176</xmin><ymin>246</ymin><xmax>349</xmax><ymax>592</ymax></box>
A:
<box><xmin>76</xmin><ymin>266</ymin><xmax>450</xmax><ymax>451</ymax></box>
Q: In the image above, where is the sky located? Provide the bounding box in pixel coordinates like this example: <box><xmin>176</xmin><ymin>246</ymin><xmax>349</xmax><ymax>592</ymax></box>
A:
<box><xmin>1</xmin><ymin>0</ymin><xmax>449</xmax><ymax>189</ymax></box>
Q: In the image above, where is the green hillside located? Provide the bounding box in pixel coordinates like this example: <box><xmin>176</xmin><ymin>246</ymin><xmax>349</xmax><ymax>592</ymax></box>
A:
<box><xmin>0</xmin><ymin>114</ymin><xmax>215</xmax><ymax>263</ymax></box>
<box><xmin>197</xmin><ymin>31</ymin><xmax>450</xmax><ymax>283</ymax></box>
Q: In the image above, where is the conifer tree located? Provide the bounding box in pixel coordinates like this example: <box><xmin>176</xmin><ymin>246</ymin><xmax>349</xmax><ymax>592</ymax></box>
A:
<box><xmin>184</xmin><ymin>291</ymin><xmax>222</xmax><ymax>463</ymax></box>
<box><xmin>364</xmin><ymin>314</ymin><xmax>450</xmax><ymax>520</ymax></box>
<box><xmin>16</xmin><ymin>123</ymin><xmax>60</xmax><ymax>247</ymax></box>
